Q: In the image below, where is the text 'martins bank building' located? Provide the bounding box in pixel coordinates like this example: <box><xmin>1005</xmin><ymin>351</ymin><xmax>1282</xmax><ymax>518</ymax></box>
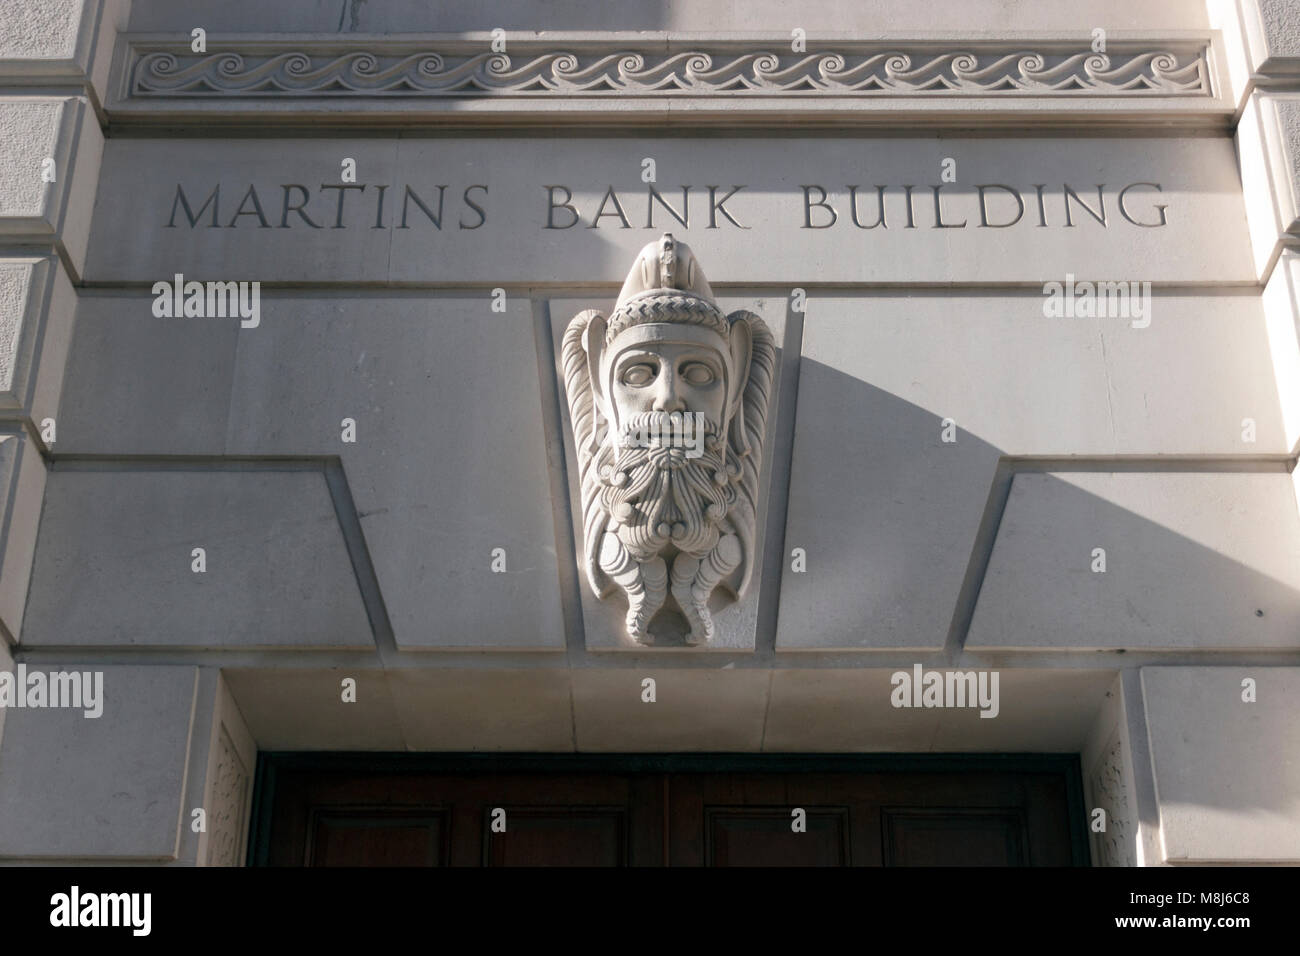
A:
<box><xmin>0</xmin><ymin>0</ymin><xmax>1297</xmax><ymax>866</ymax></box>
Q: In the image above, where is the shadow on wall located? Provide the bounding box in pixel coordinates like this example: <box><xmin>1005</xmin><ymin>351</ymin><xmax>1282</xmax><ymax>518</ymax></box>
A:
<box><xmin>776</xmin><ymin>359</ymin><xmax>1300</xmax><ymax>653</ymax></box>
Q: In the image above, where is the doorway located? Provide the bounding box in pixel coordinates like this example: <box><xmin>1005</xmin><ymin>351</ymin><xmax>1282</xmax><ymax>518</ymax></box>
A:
<box><xmin>251</xmin><ymin>754</ymin><xmax>1087</xmax><ymax>866</ymax></box>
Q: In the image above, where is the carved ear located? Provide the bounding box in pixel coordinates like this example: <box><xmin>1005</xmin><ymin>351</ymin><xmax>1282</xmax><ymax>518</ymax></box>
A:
<box><xmin>582</xmin><ymin>312</ymin><xmax>610</xmax><ymax>423</ymax></box>
<box><xmin>726</xmin><ymin>311</ymin><xmax>753</xmax><ymax>421</ymax></box>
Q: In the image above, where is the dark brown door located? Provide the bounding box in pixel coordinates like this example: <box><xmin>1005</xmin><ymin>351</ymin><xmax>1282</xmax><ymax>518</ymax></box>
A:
<box><xmin>259</xmin><ymin>758</ymin><xmax>1083</xmax><ymax>866</ymax></box>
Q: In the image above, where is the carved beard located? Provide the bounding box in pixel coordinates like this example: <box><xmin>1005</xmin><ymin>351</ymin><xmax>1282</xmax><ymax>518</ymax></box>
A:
<box><xmin>598</xmin><ymin>411</ymin><xmax>734</xmax><ymax>561</ymax></box>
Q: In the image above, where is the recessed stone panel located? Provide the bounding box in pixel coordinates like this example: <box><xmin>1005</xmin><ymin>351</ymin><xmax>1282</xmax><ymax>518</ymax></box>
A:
<box><xmin>21</xmin><ymin>467</ymin><xmax>374</xmax><ymax>648</ymax></box>
<box><xmin>85</xmin><ymin>136</ymin><xmax>1252</xmax><ymax>285</ymax></box>
<box><xmin>0</xmin><ymin>665</ymin><xmax>197</xmax><ymax>860</ymax></box>
<box><xmin>968</xmin><ymin>472</ymin><xmax>1300</xmax><ymax>650</ymax></box>
<box><xmin>1142</xmin><ymin>666</ymin><xmax>1300</xmax><ymax>863</ymax></box>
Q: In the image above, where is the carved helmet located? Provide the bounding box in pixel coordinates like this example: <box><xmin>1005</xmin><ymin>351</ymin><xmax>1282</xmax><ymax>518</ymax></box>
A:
<box><xmin>604</xmin><ymin>234</ymin><xmax>731</xmax><ymax>344</ymax></box>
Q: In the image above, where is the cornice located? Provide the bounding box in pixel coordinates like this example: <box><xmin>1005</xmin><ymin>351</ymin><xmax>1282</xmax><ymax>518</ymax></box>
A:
<box><xmin>106</xmin><ymin>31</ymin><xmax>1231</xmax><ymax>129</ymax></box>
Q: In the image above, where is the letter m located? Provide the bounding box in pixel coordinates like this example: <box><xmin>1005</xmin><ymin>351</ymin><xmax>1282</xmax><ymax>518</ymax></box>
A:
<box><xmin>167</xmin><ymin>184</ymin><xmax>220</xmax><ymax>228</ymax></box>
<box><xmin>52</xmin><ymin>672</ymin><xmax>81</xmax><ymax>704</ymax></box>
<box><xmin>946</xmin><ymin>671</ymin><xmax>977</xmax><ymax>709</ymax></box>
<box><xmin>206</xmin><ymin>281</ymin><xmax>239</xmax><ymax>318</ymax></box>
<box><xmin>1096</xmin><ymin>280</ymin><xmax>1129</xmax><ymax>319</ymax></box>
<box><xmin>101</xmin><ymin>893</ymin><xmax>129</xmax><ymax>926</ymax></box>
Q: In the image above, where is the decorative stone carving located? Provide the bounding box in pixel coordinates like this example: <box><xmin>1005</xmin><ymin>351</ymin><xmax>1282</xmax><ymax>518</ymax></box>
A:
<box><xmin>1088</xmin><ymin>731</ymin><xmax>1135</xmax><ymax>867</ymax></box>
<box><xmin>562</xmin><ymin>234</ymin><xmax>775</xmax><ymax>646</ymax></box>
<box><xmin>129</xmin><ymin>43</ymin><xmax>1211</xmax><ymax>98</ymax></box>
<box><xmin>205</xmin><ymin>725</ymin><xmax>250</xmax><ymax>867</ymax></box>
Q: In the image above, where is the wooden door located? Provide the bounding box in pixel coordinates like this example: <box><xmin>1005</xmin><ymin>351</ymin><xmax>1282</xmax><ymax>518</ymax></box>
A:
<box><xmin>257</xmin><ymin>757</ymin><xmax>1082</xmax><ymax>866</ymax></box>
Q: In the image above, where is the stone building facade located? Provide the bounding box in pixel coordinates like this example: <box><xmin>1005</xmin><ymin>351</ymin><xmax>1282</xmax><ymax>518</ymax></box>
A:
<box><xmin>0</xmin><ymin>0</ymin><xmax>1296</xmax><ymax>865</ymax></box>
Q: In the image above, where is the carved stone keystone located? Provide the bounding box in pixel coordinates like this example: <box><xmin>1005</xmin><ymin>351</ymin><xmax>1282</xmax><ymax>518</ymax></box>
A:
<box><xmin>562</xmin><ymin>234</ymin><xmax>775</xmax><ymax>646</ymax></box>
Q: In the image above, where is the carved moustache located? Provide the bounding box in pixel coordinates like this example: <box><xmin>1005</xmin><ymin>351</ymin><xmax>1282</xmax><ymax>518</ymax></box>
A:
<box><xmin>600</xmin><ymin>412</ymin><xmax>734</xmax><ymax>559</ymax></box>
<box><xmin>615</xmin><ymin>410</ymin><xmax>712</xmax><ymax>464</ymax></box>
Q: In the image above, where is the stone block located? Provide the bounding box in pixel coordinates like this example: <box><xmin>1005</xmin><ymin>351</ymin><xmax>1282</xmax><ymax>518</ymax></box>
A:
<box><xmin>0</xmin><ymin>665</ymin><xmax>197</xmax><ymax>860</ymax></box>
<box><xmin>0</xmin><ymin>638</ymin><xmax>10</xmax><ymax>752</ymax></box>
<box><xmin>764</xmin><ymin>668</ymin><xmax>1113</xmax><ymax>752</ymax></box>
<box><xmin>1261</xmin><ymin>250</ymin><xmax>1300</xmax><ymax>452</ymax></box>
<box><xmin>1142</xmin><ymin>666</ymin><xmax>1300</xmax><ymax>862</ymax></box>
<box><xmin>1237</xmin><ymin>94</ymin><xmax>1300</xmax><ymax>271</ymax></box>
<box><xmin>21</xmin><ymin>467</ymin><xmax>374</xmax><ymax>648</ymax></box>
<box><xmin>56</xmin><ymin>291</ymin><xmax>239</xmax><ymax>454</ymax></box>
<box><xmin>0</xmin><ymin>97</ymin><xmax>103</xmax><ymax>275</ymax></box>
<box><xmin>222</xmin><ymin>668</ymin><xmax>405</xmax><ymax>750</ymax></box>
<box><xmin>0</xmin><ymin>428</ymin><xmax>46</xmax><ymax>643</ymax></box>
<box><xmin>0</xmin><ymin>0</ymin><xmax>127</xmax><ymax>103</ymax></box>
<box><xmin>967</xmin><ymin>472</ymin><xmax>1300</xmax><ymax>649</ymax></box>
<box><xmin>570</xmin><ymin>667</ymin><xmax>769</xmax><ymax>751</ymax></box>
<box><xmin>386</xmin><ymin>669</ymin><xmax>575</xmax><ymax>750</ymax></box>
<box><xmin>0</xmin><ymin>255</ymin><xmax>77</xmax><ymax>437</ymax></box>
<box><xmin>1240</xmin><ymin>0</ymin><xmax>1300</xmax><ymax>77</ymax></box>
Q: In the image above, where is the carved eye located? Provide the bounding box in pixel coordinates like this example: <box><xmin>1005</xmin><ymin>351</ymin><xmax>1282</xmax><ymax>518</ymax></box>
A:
<box><xmin>680</xmin><ymin>362</ymin><xmax>715</xmax><ymax>386</ymax></box>
<box><xmin>621</xmin><ymin>363</ymin><xmax>657</xmax><ymax>387</ymax></box>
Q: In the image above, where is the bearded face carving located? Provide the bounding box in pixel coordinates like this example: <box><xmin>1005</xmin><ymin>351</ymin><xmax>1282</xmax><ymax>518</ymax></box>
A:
<box><xmin>562</xmin><ymin>234</ymin><xmax>776</xmax><ymax>646</ymax></box>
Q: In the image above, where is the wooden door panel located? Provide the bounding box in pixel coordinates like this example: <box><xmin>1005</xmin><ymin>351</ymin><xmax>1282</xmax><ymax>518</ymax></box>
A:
<box><xmin>308</xmin><ymin>809</ymin><xmax>447</xmax><ymax>866</ymax></box>
<box><xmin>705</xmin><ymin>807</ymin><xmax>850</xmax><ymax>866</ymax></box>
<box><xmin>261</xmin><ymin>761</ymin><xmax>1081</xmax><ymax>866</ymax></box>
<box><xmin>484</xmin><ymin>808</ymin><xmax>627</xmax><ymax>866</ymax></box>
<box><xmin>881</xmin><ymin>808</ymin><xmax>1027</xmax><ymax>866</ymax></box>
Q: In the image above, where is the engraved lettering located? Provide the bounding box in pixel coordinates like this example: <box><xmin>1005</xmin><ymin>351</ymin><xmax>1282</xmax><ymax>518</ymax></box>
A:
<box><xmin>1117</xmin><ymin>182</ymin><xmax>1168</xmax><ymax>227</ymax></box>
<box><xmin>166</xmin><ymin>184</ymin><xmax>220</xmax><ymax>228</ymax></box>
<box><xmin>544</xmin><ymin>184</ymin><xmax>580</xmax><ymax>229</ymax></box>
<box><xmin>848</xmin><ymin>185</ymin><xmax>887</xmax><ymax>229</ymax></box>
<box><xmin>801</xmin><ymin>185</ymin><xmax>837</xmax><ymax>228</ymax></box>
<box><xmin>280</xmin><ymin>184</ymin><xmax>321</xmax><ymax>228</ymax></box>
<box><xmin>399</xmin><ymin>184</ymin><xmax>446</xmax><ymax>229</ymax></box>
<box><xmin>707</xmin><ymin>185</ymin><xmax>748</xmax><ymax>229</ymax></box>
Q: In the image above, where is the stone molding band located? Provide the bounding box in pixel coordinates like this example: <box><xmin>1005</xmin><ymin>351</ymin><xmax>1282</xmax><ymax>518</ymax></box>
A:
<box><xmin>125</xmin><ymin>40</ymin><xmax>1212</xmax><ymax>99</ymax></box>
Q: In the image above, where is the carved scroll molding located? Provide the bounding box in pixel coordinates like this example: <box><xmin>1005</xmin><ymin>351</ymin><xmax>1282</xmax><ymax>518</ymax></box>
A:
<box><xmin>127</xmin><ymin>39</ymin><xmax>1211</xmax><ymax>98</ymax></box>
<box><xmin>204</xmin><ymin>724</ymin><xmax>251</xmax><ymax>867</ymax></box>
<box><xmin>1087</xmin><ymin>730</ymin><xmax>1136</xmax><ymax>867</ymax></box>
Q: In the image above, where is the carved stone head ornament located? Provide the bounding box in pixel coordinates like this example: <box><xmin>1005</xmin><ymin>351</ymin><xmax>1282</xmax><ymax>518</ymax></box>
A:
<box><xmin>562</xmin><ymin>234</ymin><xmax>775</xmax><ymax>645</ymax></box>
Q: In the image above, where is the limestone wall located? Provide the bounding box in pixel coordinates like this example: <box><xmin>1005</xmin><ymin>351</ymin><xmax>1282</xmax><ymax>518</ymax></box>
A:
<box><xmin>0</xmin><ymin>0</ymin><xmax>1295</xmax><ymax>865</ymax></box>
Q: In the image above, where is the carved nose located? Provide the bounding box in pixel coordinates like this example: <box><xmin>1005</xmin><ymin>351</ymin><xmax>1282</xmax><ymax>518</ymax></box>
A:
<box><xmin>652</xmin><ymin>369</ymin><xmax>685</xmax><ymax>413</ymax></box>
